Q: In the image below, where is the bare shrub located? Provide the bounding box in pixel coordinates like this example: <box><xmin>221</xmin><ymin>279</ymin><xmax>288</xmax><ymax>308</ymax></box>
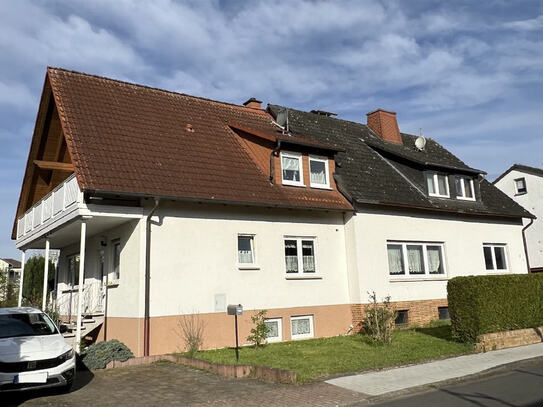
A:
<box><xmin>363</xmin><ymin>291</ymin><xmax>396</xmax><ymax>345</ymax></box>
<box><xmin>176</xmin><ymin>312</ymin><xmax>205</xmax><ymax>357</ymax></box>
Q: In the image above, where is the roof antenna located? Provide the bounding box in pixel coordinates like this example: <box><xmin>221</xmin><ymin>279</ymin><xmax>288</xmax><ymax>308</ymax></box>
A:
<box><xmin>415</xmin><ymin>128</ymin><xmax>426</xmax><ymax>151</ymax></box>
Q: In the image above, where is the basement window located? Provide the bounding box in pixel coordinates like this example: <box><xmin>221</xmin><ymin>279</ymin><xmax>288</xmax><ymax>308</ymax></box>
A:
<box><xmin>281</xmin><ymin>151</ymin><xmax>304</xmax><ymax>187</ymax></box>
<box><xmin>426</xmin><ymin>172</ymin><xmax>449</xmax><ymax>198</ymax></box>
<box><xmin>455</xmin><ymin>176</ymin><xmax>475</xmax><ymax>201</ymax></box>
<box><xmin>395</xmin><ymin>310</ymin><xmax>408</xmax><ymax>326</ymax></box>
<box><xmin>290</xmin><ymin>315</ymin><xmax>314</xmax><ymax>339</ymax></box>
<box><xmin>515</xmin><ymin>178</ymin><xmax>527</xmax><ymax>195</ymax></box>
<box><xmin>265</xmin><ymin>318</ymin><xmax>282</xmax><ymax>343</ymax></box>
<box><xmin>438</xmin><ymin>306</ymin><xmax>450</xmax><ymax>320</ymax></box>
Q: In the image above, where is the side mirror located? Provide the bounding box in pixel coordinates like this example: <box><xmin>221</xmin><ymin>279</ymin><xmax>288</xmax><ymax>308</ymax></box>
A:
<box><xmin>59</xmin><ymin>324</ymin><xmax>68</xmax><ymax>334</ymax></box>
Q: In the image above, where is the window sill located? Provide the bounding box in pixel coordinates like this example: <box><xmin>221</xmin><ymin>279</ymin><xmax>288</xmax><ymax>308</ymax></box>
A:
<box><xmin>285</xmin><ymin>274</ymin><xmax>322</xmax><ymax>280</ymax></box>
<box><xmin>309</xmin><ymin>184</ymin><xmax>332</xmax><ymax>190</ymax></box>
<box><xmin>282</xmin><ymin>182</ymin><xmax>306</xmax><ymax>188</ymax></box>
<box><xmin>238</xmin><ymin>264</ymin><xmax>260</xmax><ymax>271</ymax></box>
<box><xmin>389</xmin><ymin>276</ymin><xmax>448</xmax><ymax>282</ymax></box>
<box><xmin>428</xmin><ymin>194</ymin><xmax>451</xmax><ymax>199</ymax></box>
<box><xmin>107</xmin><ymin>281</ymin><xmax>120</xmax><ymax>287</ymax></box>
<box><xmin>456</xmin><ymin>196</ymin><xmax>476</xmax><ymax>201</ymax></box>
<box><xmin>514</xmin><ymin>192</ymin><xmax>527</xmax><ymax>196</ymax></box>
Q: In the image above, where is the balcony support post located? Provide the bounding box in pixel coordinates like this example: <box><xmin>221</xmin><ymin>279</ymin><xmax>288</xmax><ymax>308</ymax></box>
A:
<box><xmin>75</xmin><ymin>220</ymin><xmax>87</xmax><ymax>351</ymax></box>
<box><xmin>42</xmin><ymin>238</ymin><xmax>50</xmax><ymax>310</ymax></box>
<box><xmin>17</xmin><ymin>250</ymin><xmax>26</xmax><ymax>307</ymax></box>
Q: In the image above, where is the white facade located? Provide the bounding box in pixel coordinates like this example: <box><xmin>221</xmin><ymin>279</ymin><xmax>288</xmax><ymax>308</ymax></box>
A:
<box><xmin>344</xmin><ymin>207</ymin><xmax>528</xmax><ymax>304</ymax></box>
<box><xmin>494</xmin><ymin>169</ymin><xmax>543</xmax><ymax>270</ymax></box>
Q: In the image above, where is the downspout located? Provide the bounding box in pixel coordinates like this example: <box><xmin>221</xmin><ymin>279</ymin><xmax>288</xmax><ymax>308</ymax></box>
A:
<box><xmin>522</xmin><ymin>217</ymin><xmax>535</xmax><ymax>273</ymax></box>
<box><xmin>269</xmin><ymin>140</ymin><xmax>282</xmax><ymax>182</ymax></box>
<box><xmin>144</xmin><ymin>198</ymin><xmax>160</xmax><ymax>356</ymax></box>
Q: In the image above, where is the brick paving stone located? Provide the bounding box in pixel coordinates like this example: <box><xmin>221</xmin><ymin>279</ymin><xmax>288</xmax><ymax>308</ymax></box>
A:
<box><xmin>3</xmin><ymin>362</ymin><xmax>366</xmax><ymax>407</ymax></box>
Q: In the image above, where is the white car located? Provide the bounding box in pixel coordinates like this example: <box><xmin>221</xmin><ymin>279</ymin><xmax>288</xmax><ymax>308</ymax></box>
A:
<box><xmin>0</xmin><ymin>307</ymin><xmax>75</xmax><ymax>392</ymax></box>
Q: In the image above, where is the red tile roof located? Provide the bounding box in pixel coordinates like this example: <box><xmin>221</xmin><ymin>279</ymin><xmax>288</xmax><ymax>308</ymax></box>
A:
<box><xmin>47</xmin><ymin>68</ymin><xmax>352</xmax><ymax>211</ymax></box>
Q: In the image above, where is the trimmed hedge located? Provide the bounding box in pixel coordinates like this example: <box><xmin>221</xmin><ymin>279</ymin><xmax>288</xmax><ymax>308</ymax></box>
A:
<box><xmin>448</xmin><ymin>274</ymin><xmax>543</xmax><ymax>343</ymax></box>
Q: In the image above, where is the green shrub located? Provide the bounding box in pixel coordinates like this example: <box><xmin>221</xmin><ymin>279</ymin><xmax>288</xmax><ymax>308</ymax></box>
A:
<box><xmin>247</xmin><ymin>310</ymin><xmax>270</xmax><ymax>348</ymax></box>
<box><xmin>81</xmin><ymin>339</ymin><xmax>134</xmax><ymax>369</ymax></box>
<box><xmin>448</xmin><ymin>274</ymin><xmax>543</xmax><ymax>343</ymax></box>
<box><xmin>362</xmin><ymin>291</ymin><xmax>396</xmax><ymax>345</ymax></box>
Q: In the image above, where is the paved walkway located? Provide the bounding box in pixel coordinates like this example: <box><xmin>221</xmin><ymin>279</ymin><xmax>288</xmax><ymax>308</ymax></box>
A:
<box><xmin>6</xmin><ymin>361</ymin><xmax>366</xmax><ymax>407</ymax></box>
<box><xmin>326</xmin><ymin>342</ymin><xmax>543</xmax><ymax>397</ymax></box>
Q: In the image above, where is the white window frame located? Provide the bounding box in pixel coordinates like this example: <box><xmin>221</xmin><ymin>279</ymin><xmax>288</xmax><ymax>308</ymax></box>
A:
<box><xmin>308</xmin><ymin>155</ymin><xmax>331</xmax><ymax>189</ymax></box>
<box><xmin>237</xmin><ymin>234</ymin><xmax>259</xmax><ymax>270</ymax></box>
<box><xmin>387</xmin><ymin>241</ymin><xmax>447</xmax><ymax>279</ymax></box>
<box><xmin>514</xmin><ymin>178</ymin><xmax>527</xmax><ymax>195</ymax></box>
<box><xmin>265</xmin><ymin>317</ymin><xmax>283</xmax><ymax>343</ymax></box>
<box><xmin>426</xmin><ymin>172</ymin><xmax>450</xmax><ymax>198</ymax></box>
<box><xmin>455</xmin><ymin>176</ymin><xmax>476</xmax><ymax>201</ymax></box>
<box><xmin>483</xmin><ymin>243</ymin><xmax>508</xmax><ymax>272</ymax></box>
<box><xmin>283</xmin><ymin>236</ymin><xmax>319</xmax><ymax>278</ymax></box>
<box><xmin>280</xmin><ymin>151</ymin><xmax>305</xmax><ymax>187</ymax></box>
<box><xmin>290</xmin><ymin>315</ymin><xmax>314</xmax><ymax>339</ymax></box>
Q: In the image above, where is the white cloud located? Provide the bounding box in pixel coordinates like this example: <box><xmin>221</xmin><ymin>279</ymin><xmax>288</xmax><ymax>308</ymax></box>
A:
<box><xmin>503</xmin><ymin>14</ymin><xmax>543</xmax><ymax>31</ymax></box>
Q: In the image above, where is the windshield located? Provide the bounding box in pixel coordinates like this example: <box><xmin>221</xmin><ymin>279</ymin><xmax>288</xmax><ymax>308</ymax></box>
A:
<box><xmin>0</xmin><ymin>313</ymin><xmax>58</xmax><ymax>338</ymax></box>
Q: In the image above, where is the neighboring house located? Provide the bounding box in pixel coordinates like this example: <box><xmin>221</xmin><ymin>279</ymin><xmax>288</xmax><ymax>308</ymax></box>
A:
<box><xmin>0</xmin><ymin>258</ymin><xmax>22</xmax><ymax>300</ymax></box>
<box><xmin>494</xmin><ymin>164</ymin><xmax>543</xmax><ymax>272</ymax></box>
<box><xmin>12</xmin><ymin>68</ymin><xmax>532</xmax><ymax>356</ymax></box>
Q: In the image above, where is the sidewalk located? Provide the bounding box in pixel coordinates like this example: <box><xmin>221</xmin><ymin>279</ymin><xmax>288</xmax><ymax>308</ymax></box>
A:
<box><xmin>326</xmin><ymin>342</ymin><xmax>543</xmax><ymax>397</ymax></box>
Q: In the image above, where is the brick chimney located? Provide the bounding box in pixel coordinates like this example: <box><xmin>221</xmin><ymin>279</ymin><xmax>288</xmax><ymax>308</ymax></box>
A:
<box><xmin>366</xmin><ymin>109</ymin><xmax>402</xmax><ymax>144</ymax></box>
<box><xmin>243</xmin><ymin>97</ymin><xmax>262</xmax><ymax>109</ymax></box>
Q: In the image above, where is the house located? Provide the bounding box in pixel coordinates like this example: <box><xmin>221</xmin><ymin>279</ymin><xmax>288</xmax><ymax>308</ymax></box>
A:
<box><xmin>12</xmin><ymin>68</ymin><xmax>532</xmax><ymax>356</ymax></box>
<box><xmin>494</xmin><ymin>164</ymin><xmax>543</xmax><ymax>273</ymax></box>
<box><xmin>0</xmin><ymin>258</ymin><xmax>21</xmax><ymax>301</ymax></box>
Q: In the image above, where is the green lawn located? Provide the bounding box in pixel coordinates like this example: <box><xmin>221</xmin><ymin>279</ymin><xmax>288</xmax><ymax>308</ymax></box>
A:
<box><xmin>195</xmin><ymin>324</ymin><xmax>474</xmax><ymax>383</ymax></box>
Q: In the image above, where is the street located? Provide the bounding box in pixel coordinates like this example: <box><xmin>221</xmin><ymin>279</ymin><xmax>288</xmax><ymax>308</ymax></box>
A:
<box><xmin>370</xmin><ymin>357</ymin><xmax>543</xmax><ymax>407</ymax></box>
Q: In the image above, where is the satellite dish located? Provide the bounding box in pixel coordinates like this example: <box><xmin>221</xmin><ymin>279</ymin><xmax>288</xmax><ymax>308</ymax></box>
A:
<box><xmin>415</xmin><ymin>136</ymin><xmax>426</xmax><ymax>151</ymax></box>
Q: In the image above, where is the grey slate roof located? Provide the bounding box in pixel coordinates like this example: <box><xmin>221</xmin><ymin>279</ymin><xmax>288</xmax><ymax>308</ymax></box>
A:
<box><xmin>268</xmin><ymin>105</ymin><xmax>533</xmax><ymax>219</ymax></box>
<box><xmin>493</xmin><ymin>164</ymin><xmax>543</xmax><ymax>184</ymax></box>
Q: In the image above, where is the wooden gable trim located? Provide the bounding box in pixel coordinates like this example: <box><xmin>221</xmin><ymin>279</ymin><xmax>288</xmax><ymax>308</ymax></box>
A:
<box><xmin>33</xmin><ymin>160</ymin><xmax>74</xmax><ymax>172</ymax></box>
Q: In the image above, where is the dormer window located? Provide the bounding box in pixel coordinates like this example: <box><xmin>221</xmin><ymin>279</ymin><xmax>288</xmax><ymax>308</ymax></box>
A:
<box><xmin>515</xmin><ymin>178</ymin><xmax>527</xmax><ymax>195</ymax></box>
<box><xmin>426</xmin><ymin>172</ymin><xmax>449</xmax><ymax>198</ymax></box>
<box><xmin>455</xmin><ymin>176</ymin><xmax>475</xmax><ymax>201</ymax></box>
<box><xmin>281</xmin><ymin>152</ymin><xmax>304</xmax><ymax>187</ymax></box>
<box><xmin>309</xmin><ymin>155</ymin><xmax>330</xmax><ymax>189</ymax></box>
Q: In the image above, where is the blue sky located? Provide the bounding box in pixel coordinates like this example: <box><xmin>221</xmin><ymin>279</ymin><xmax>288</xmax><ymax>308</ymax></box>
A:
<box><xmin>1</xmin><ymin>0</ymin><xmax>542</xmax><ymax>258</ymax></box>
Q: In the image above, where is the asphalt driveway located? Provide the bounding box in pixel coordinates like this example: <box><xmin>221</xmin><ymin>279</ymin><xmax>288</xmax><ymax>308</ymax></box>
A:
<box><xmin>3</xmin><ymin>361</ymin><xmax>366</xmax><ymax>407</ymax></box>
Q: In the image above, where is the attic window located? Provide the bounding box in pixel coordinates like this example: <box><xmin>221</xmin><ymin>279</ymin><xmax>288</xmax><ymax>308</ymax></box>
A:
<box><xmin>515</xmin><ymin>178</ymin><xmax>527</xmax><ymax>195</ymax></box>
<box><xmin>426</xmin><ymin>172</ymin><xmax>449</xmax><ymax>198</ymax></box>
<box><xmin>281</xmin><ymin>152</ymin><xmax>304</xmax><ymax>187</ymax></box>
<box><xmin>455</xmin><ymin>176</ymin><xmax>475</xmax><ymax>201</ymax></box>
<box><xmin>309</xmin><ymin>155</ymin><xmax>330</xmax><ymax>189</ymax></box>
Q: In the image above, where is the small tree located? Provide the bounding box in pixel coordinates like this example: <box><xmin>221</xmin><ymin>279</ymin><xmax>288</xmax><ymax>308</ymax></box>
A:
<box><xmin>22</xmin><ymin>256</ymin><xmax>55</xmax><ymax>307</ymax></box>
<box><xmin>247</xmin><ymin>310</ymin><xmax>270</xmax><ymax>348</ymax></box>
<box><xmin>176</xmin><ymin>312</ymin><xmax>205</xmax><ymax>357</ymax></box>
<box><xmin>363</xmin><ymin>291</ymin><xmax>396</xmax><ymax>345</ymax></box>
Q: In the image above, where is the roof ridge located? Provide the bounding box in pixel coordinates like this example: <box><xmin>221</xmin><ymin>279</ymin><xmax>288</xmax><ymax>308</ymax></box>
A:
<box><xmin>47</xmin><ymin>66</ymin><xmax>266</xmax><ymax>113</ymax></box>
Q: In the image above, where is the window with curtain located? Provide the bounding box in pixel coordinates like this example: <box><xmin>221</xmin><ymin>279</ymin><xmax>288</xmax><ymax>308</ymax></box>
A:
<box><xmin>264</xmin><ymin>318</ymin><xmax>282</xmax><ymax>342</ymax></box>
<box><xmin>515</xmin><ymin>178</ymin><xmax>527</xmax><ymax>194</ymax></box>
<box><xmin>387</xmin><ymin>242</ymin><xmax>446</xmax><ymax>278</ymax></box>
<box><xmin>284</xmin><ymin>237</ymin><xmax>317</xmax><ymax>275</ymax></box>
<box><xmin>483</xmin><ymin>244</ymin><xmax>508</xmax><ymax>271</ymax></box>
<box><xmin>426</xmin><ymin>172</ymin><xmax>449</xmax><ymax>197</ymax></box>
<box><xmin>309</xmin><ymin>156</ymin><xmax>329</xmax><ymax>188</ymax></box>
<box><xmin>284</xmin><ymin>240</ymin><xmax>298</xmax><ymax>273</ymax></box>
<box><xmin>387</xmin><ymin>244</ymin><xmax>404</xmax><ymax>275</ymax></box>
<box><xmin>281</xmin><ymin>152</ymin><xmax>303</xmax><ymax>186</ymax></box>
<box><xmin>290</xmin><ymin>315</ymin><xmax>314</xmax><ymax>339</ymax></box>
<box><xmin>237</xmin><ymin>235</ymin><xmax>254</xmax><ymax>264</ymax></box>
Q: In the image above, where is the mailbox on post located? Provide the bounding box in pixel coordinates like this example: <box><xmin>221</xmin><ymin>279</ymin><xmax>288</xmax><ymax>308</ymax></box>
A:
<box><xmin>227</xmin><ymin>304</ymin><xmax>243</xmax><ymax>361</ymax></box>
<box><xmin>227</xmin><ymin>304</ymin><xmax>243</xmax><ymax>316</ymax></box>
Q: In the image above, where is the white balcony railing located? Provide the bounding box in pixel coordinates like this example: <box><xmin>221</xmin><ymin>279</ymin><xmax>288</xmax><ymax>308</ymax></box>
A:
<box><xmin>16</xmin><ymin>174</ymin><xmax>83</xmax><ymax>240</ymax></box>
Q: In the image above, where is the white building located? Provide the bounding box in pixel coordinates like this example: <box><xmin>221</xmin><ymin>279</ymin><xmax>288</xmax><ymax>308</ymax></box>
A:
<box><xmin>494</xmin><ymin>164</ymin><xmax>543</xmax><ymax>272</ymax></box>
<box><xmin>12</xmin><ymin>68</ymin><xmax>532</xmax><ymax>356</ymax></box>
